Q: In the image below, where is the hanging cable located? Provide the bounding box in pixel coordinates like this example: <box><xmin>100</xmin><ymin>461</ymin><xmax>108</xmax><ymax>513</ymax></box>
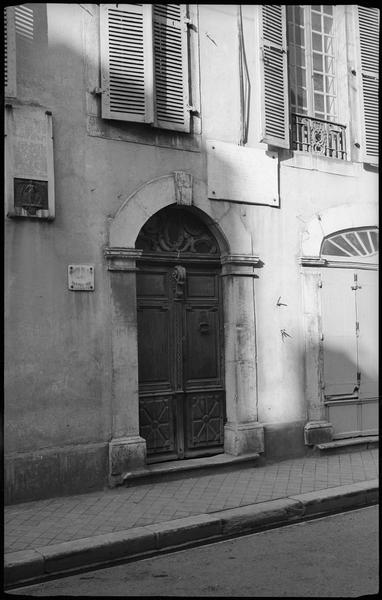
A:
<box><xmin>238</xmin><ymin>5</ymin><xmax>251</xmax><ymax>145</ymax></box>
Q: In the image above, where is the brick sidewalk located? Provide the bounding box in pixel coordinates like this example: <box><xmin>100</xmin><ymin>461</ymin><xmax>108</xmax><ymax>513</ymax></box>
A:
<box><xmin>4</xmin><ymin>448</ymin><xmax>378</xmax><ymax>555</ymax></box>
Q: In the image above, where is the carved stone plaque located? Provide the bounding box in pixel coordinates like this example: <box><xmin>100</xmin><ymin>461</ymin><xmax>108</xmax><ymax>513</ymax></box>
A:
<box><xmin>68</xmin><ymin>265</ymin><xmax>95</xmax><ymax>291</ymax></box>
<box><xmin>14</xmin><ymin>179</ymin><xmax>49</xmax><ymax>215</ymax></box>
<box><xmin>5</xmin><ymin>104</ymin><xmax>55</xmax><ymax>219</ymax></box>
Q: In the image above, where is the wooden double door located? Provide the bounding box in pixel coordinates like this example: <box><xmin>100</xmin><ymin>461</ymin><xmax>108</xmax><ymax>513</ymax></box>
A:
<box><xmin>137</xmin><ymin>260</ymin><xmax>225</xmax><ymax>462</ymax></box>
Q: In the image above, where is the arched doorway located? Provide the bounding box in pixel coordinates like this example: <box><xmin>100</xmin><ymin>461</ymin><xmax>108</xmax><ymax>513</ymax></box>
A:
<box><xmin>319</xmin><ymin>226</ymin><xmax>378</xmax><ymax>438</ymax></box>
<box><xmin>135</xmin><ymin>205</ymin><xmax>226</xmax><ymax>462</ymax></box>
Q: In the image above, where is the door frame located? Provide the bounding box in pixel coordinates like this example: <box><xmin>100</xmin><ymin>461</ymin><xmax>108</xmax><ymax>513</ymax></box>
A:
<box><xmin>105</xmin><ymin>173</ymin><xmax>265</xmax><ymax>482</ymax></box>
<box><xmin>300</xmin><ymin>203</ymin><xmax>378</xmax><ymax>442</ymax></box>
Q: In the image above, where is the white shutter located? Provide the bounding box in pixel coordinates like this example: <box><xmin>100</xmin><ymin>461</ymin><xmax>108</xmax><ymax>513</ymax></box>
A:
<box><xmin>259</xmin><ymin>5</ymin><xmax>289</xmax><ymax>148</ymax></box>
<box><xmin>153</xmin><ymin>4</ymin><xmax>190</xmax><ymax>132</ymax></box>
<box><xmin>4</xmin><ymin>7</ymin><xmax>16</xmax><ymax>98</ymax></box>
<box><xmin>358</xmin><ymin>6</ymin><xmax>379</xmax><ymax>163</ymax></box>
<box><xmin>100</xmin><ymin>4</ymin><xmax>153</xmax><ymax>122</ymax></box>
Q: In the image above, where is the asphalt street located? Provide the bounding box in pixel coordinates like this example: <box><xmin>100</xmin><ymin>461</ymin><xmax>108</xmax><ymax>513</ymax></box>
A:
<box><xmin>9</xmin><ymin>505</ymin><xmax>378</xmax><ymax>597</ymax></box>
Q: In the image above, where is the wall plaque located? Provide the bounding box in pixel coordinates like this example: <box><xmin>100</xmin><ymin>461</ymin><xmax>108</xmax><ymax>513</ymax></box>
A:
<box><xmin>14</xmin><ymin>179</ymin><xmax>49</xmax><ymax>215</ymax></box>
<box><xmin>68</xmin><ymin>265</ymin><xmax>95</xmax><ymax>291</ymax></box>
<box><xmin>5</xmin><ymin>104</ymin><xmax>55</xmax><ymax>219</ymax></box>
<box><xmin>207</xmin><ymin>140</ymin><xmax>279</xmax><ymax>207</ymax></box>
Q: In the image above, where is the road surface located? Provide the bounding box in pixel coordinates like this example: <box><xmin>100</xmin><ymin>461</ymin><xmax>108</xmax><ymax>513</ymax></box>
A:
<box><xmin>9</xmin><ymin>505</ymin><xmax>378</xmax><ymax>597</ymax></box>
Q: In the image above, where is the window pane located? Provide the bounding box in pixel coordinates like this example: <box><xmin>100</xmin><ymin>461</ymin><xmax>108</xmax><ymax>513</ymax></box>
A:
<box><xmin>297</xmin><ymin>68</ymin><xmax>306</xmax><ymax>87</ymax></box>
<box><xmin>311</xmin><ymin>11</ymin><xmax>322</xmax><ymax>32</ymax></box>
<box><xmin>324</xmin><ymin>35</ymin><xmax>333</xmax><ymax>54</ymax></box>
<box><xmin>325</xmin><ymin>95</ymin><xmax>336</xmax><ymax>117</ymax></box>
<box><xmin>359</xmin><ymin>231</ymin><xmax>372</xmax><ymax>254</ymax></box>
<box><xmin>294</xmin><ymin>5</ymin><xmax>305</xmax><ymax>26</ymax></box>
<box><xmin>324</xmin><ymin>16</ymin><xmax>334</xmax><ymax>35</ymax></box>
<box><xmin>287</xmin><ymin>22</ymin><xmax>295</xmax><ymax>44</ymax></box>
<box><xmin>322</xmin><ymin>240</ymin><xmax>347</xmax><ymax>256</ymax></box>
<box><xmin>326</xmin><ymin>76</ymin><xmax>335</xmax><ymax>94</ymax></box>
<box><xmin>346</xmin><ymin>232</ymin><xmax>367</xmax><ymax>255</ymax></box>
<box><xmin>312</xmin><ymin>32</ymin><xmax>322</xmax><ymax>51</ymax></box>
<box><xmin>313</xmin><ymin>73</ymin><xmax>324</xmax><ymax>92</ymax></box>
<box><xmin>295</xmin><ymin>45</ymin><xmax>306</xmax><ymax>68</ymax></box>
<box><xmin>323</xmin><ymin>5</ymin><xmax>333</xmax><ymax>16</ymax></box>
<box><xmin>370</xmin><ymin>231</ymin><xmax>379</xmax><ymax>251</ymax></box>
<box><xmin>297</xmin><ymin>88</ymin><xmax>307</xmax><ymax>111</ymax></box>
<box><xmin>295</xmin><ymin>25</ymin><xmax>305</xmax><ymax>46</ymax></box>
<box><xmin>325</xmin><ymin>56</ymin><xmax>335</xmax><ymax>74</ymax></box>
<box><xmin>314</xmin><ymin>93</ymin><xmax>324</xmax><ymax>112</ymax></box>
<box><xmin>330</xmin><ymin>235</ymin><xmax>355</xmax><ymax>255</ymax></box>
<box><xmin>313</xmin><ymin>52</ymin><xmax>323</xmax><ymax>71</ymax></box>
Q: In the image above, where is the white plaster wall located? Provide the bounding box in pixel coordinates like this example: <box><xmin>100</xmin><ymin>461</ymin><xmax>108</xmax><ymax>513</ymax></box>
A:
<box><xmin>4</xmin><ymin>3</ymin><xmax>379</xmax><ymax>460</ymax></box>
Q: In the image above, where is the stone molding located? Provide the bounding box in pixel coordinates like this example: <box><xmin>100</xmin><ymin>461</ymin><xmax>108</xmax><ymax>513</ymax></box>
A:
<box><xmin>104</xmin><ymin>247</ymin><xmax>143</xmax><ymax>271</ymax></box>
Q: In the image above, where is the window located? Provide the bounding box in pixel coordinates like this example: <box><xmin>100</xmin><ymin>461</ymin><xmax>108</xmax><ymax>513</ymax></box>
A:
<box><xmin>258</xmin><ymin>5</ymin><xmax>379</xmax><ymax>162</ymax></box>
<box><xmin>287</xmin><ymin>5</ymin><xmax>337</xmax><ymax>122</ymax></box>
<box><xmin>321</xmin><ymin>227</ymin><xmax>379</xmax><ymax>260</ymax></box>
<box><xmin>287</xmin><ymin>5</ymin><xmax>346</xmax><ymax>159</ymax></box>
<box><xmin>100</xmin><ymin>3</ymin><xmax>192</xmax><ymax>133</ymax></box>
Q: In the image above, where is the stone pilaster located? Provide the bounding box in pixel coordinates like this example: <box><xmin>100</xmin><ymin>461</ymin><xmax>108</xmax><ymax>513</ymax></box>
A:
<box><xmin>221</xmin><ymin>254</ymin><xmax>264</xmax><ymax>455</ymax></box>
<box><xmin>105</xmin><ymin>247</ymin><xmax>147</xmax><ymax>483</ymax></box>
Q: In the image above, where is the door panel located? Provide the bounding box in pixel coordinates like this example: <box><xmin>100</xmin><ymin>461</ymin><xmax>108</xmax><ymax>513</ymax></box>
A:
<box><xmin>137</xmin><ymin>305</ymin><xmax>172</xmax><ymax>391</ymax></box>
<box><xmin>185</xmin><ymin>391</ymin><xmax>225</xmax><ymax>452</ymax></box>
<box><xmin>184</xmin><ymin>305</ymin><xmax>220</xmax><ymax>386</ymax></box>
<box><xmin>139</xmin><ymin>394</ymin><xmax>177</xmax><ymax>457</ymax></box>
<box><xmin>356</xmin><ymin>270</ymin><xmax>379</xmax><ymax>399</ymax></box>
<box><xmin>321</xmin><ymin>269</ymin><xmax>358</xmax><ymax>396</ymax></box>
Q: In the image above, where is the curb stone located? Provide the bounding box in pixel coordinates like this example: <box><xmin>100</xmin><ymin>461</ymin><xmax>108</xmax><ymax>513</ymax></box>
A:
<box><xmin>4</xmin><ymin>479</ymin><xmax>378</xmax><ymax>588</ymax></box>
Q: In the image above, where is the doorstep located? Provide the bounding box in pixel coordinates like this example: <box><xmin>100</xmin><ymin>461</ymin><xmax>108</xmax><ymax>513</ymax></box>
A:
<box><xmin>121</xmin><ymin>452</ymin><xmax>261</xmax><ymax>486</ymax></box>
<box><xmin>314</xmin><ymin>435</ymin><xmax>379</xmax><ymax>454</ymax></box>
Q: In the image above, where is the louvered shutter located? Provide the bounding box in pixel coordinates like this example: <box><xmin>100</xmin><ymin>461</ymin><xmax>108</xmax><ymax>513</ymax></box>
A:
<box><xmin>153</xmin><ymin>4</ymin><xmax>190</xmax><ymax>132</ymax></box>
<box><xmin>4</xmin><ymin>7</ymin><xmax>16</xmax><ymax>97</ymax></box>
<box><xmin>100</xmin><ymin>4</ymin><xmax>154</xmax><ymax>122</ymax></box>
<box><xmin>259</xmin><ymin>5</ymin><xmax>289</xmax><ymax>148</ymax></box>
<box><xmin>357</xmin><ymin>6</ymin><xmax>379</xmax><ymax>163</ymax></box>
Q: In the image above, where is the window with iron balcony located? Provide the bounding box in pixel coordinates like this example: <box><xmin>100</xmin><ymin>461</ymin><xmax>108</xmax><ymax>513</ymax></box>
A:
<box><xmin>258</xmin><ymin>5</ymin><xmax>379</xmax><ymax>164</ymax></box>
<box><xmin>287</xmin><ymin>5</ymin><xmax>346</xmax><ymax>160</ymax></box>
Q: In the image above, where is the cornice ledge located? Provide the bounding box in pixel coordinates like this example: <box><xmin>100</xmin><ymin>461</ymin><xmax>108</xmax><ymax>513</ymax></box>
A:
<box><xmin>104</xmin><ymin>247</ymin><xmax>143</xmax><ymax>260</ymax></box>
<box><xmin>300</xmin><ymin>256</ymin><xmax>327</xmax><ymax>267</ymax></box>
<box><xmin>221</xmin><ymin>254</ymin><xmax>262</xmax><ymax>267</ymax></box>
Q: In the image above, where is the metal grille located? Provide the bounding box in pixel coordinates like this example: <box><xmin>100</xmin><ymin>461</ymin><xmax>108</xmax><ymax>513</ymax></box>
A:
<box><xmin>291</xmin><ymin>113</ymin><xmax>346</xmax><ymax>160</ymax></box>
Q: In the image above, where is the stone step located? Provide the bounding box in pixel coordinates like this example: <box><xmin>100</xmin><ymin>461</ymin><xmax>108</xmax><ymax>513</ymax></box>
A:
<box><xmin>120</xmin><ymin>452</ymin><xmax>261</xmax><ymax>487</ymax></box>
<box><xmin>314</xmin><ymin>435</ymin><xmax>379</xmax><ymax>454</ymax></box>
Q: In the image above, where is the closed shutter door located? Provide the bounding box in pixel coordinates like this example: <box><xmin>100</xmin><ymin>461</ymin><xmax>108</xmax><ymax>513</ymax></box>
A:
<box><xmin>153</xmin><ymin>4</ymin><xmax>190</xmax><ymax>132</ymax></box>
<box><xmin>259</xmin><ymin>4</ymin><xmax>289</xmax><ymax>148</ymax></box>
<box><xmin>358</xmin><ymin>6</ymin><xmax>379</xmax><ymax>163</ymax></box>
<box><xmin>100</xmin><ymin>4</ymin><xmax>153</xmax><ymax>122</ymax></box>
<box><xmin>321</xmin><ymin>269</ymin><xmax>358</xmax><ymax>396</ymax></box>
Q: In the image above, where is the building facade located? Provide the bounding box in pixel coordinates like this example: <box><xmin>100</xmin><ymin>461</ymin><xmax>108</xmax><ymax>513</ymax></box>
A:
<box><xmin>4</xmin><ymin>4</ymin><xmax>379</xmax><ymax>504</ymax></box>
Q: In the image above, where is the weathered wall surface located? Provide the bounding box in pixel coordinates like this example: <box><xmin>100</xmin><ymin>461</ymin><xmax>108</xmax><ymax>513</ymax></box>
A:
<box><xmin>4</xmin><ymin>4</ymin><xmax>378</xmax><ymax>503</ymax></box>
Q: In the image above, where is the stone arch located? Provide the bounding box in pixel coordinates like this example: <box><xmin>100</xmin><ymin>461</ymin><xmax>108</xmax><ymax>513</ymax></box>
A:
<box><xmin>301</xmin><ymin>202</ymin><xmax>378</xmax><ymax>258</ymax></box>
<box><xmin>108</xmin><ymin>172</ymin><xmax>252</xmax><ymax>256</ymax></box>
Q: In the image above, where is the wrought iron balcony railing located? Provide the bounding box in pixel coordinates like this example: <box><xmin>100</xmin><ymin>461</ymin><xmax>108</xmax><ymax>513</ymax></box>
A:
<box><xmin>291</xmin><ymin>113</ymin><xmax>347</xmax><ymax>160</ymax></box>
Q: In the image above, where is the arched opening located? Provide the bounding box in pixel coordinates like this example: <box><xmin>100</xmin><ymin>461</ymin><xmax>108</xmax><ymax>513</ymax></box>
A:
<box><xmin>135</xmin><ymin>205</ymin><xmax>226</xmax><ymax>462</ymax></box>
